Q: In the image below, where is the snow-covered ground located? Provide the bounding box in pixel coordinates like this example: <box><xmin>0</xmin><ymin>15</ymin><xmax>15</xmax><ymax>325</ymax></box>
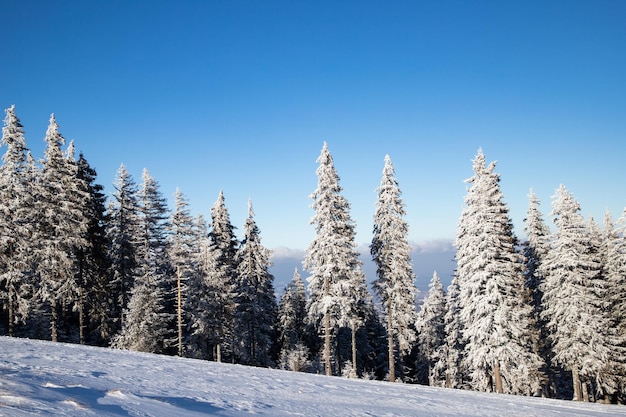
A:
<box><xmin>0</xmin><ymin>337</ymin><xmax>622</xmax><ymax>416</ymax></box>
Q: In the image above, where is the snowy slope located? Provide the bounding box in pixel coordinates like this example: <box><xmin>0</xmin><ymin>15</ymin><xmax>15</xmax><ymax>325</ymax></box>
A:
<box><xmin>0</xmin><ymin>337</ymin><xmax>622</xmax><ymax>417</ymax></box>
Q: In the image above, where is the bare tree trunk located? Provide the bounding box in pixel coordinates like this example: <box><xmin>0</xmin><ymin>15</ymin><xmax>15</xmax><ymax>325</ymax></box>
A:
<box><xmin>324</xmin><ymin>311</ymin><xmax>332</xmax><ymax>376</ymax></box>
<box><xmin>582</xmin><ymin>381</ymin><xmax>590</xmax><ymax>402</ymax></box>
<box><xmin>78</xmin><ymin>286</ymin><xmax>85</xmax><ymax>344</ymax></box>
<box><xmin>51</xmin><ymin>299</ymin><xmax>58</xmax><ymax>342</ymax></box>
<box><xmin>572</xmin><ymin>367</ymin><xmax>583</xmax><ymax>401</ymax></box>
<box><xmin>8</xmin><ymin>287</ymin><xmax>14</xmax><ymax>337</ymax></box>
<box><xmin>494</xmin><ymin>361</ymin><xmax>503</xmax><ymax>394</ymax></box>
<box><xmin>177</xmin><ymin>267</ymin><xmax>183</xmax><ymax>357</ymax></box>
<box><xmin>216</xmin><ymin>344</ymin><xmax>222</xmax><ymax>363</ymax></box>
<box><xmin>388</xmin><ymin>314</ymin><xmax>395</xmax><ymax>382</ymax></box>
<box><xmin>351</xmin><ymin>325</ymin><xmax>357</xmax><ymax>375</ymax></box>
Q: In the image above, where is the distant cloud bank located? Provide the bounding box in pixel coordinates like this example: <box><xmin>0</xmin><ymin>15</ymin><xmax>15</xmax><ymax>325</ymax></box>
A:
<box><xmin>269</xmin><ymin>240</ymin><xmax>457</xmax><ymax>300</ymax></box>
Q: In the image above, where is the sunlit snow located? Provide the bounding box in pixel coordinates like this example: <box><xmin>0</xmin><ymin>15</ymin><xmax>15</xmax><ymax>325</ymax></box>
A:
<box><xmin>0</xmin><ymin>337</ymin><xmax>622</xmax><ymax>416</ymax></box>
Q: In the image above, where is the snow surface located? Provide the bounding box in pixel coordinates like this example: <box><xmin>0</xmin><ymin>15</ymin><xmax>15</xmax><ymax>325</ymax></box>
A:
<box><xmin>0</xmin><ymin>337</ymin><xmax>623</xmax><ymax>417</ymax></box>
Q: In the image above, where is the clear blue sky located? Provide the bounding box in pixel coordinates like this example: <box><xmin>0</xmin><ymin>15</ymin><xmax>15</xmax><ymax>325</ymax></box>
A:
<box><xmin>3</xmin><ymin>0</ymin><xmax>626</xmax><ymax>255</ymax></box>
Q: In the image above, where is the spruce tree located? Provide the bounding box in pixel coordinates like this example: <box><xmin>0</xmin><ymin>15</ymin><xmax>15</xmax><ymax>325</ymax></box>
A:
<box><xmin>197</xmin><ymin>191</ymin><xmax>239</xmax><ymax>362</ymax></box>
<box><xmin>455</xmin><ymin>149</ymin><xmax>543</xmax><ymax>394</ymax></box>
<box><xmin>442</xmin><ymin>276</ymin><xmax>464</xmax><ymax>388</ymax></box>
<box><xmin>608</xmin><ymin>210</ymin><xmax>626</xmax><ymax>401</ymax></box>
<box><xmin>113</xmin><ymin>169</ymin><xmax>173</xmax><ymax>353</ymax></box>
<box><xmin>277</xmin><ymin>268</ymin><xmax>308</xmax><ymax>366</ymax></box>
<box><xmin>167</xmin><ymin>188</ymin><xmax>201</xmax><ymax>357</ymax></box>
<box><xmin>371</xmin><ymin>155</ymin><xmax>418</xmax><ymax>382</ymax></box>
<box><xmin>234</xmin><ymin>200</ymin><xmax>277</xmax><ymax>366</ymax></box>
<box><xmin>75</xmin><ymin>152</ymin><xmax>113</xmax><ymax>345</ymax></box>
<box><xmin>540</xmin><ymin>185</ymin><xmax>614</xmax><ymax>401</ymax></box>
<box><xmin>106</xmin><ymin>164</ymin><xmax>142</xmax><ymax>332</ymax></box>
<box><xmin>36</xmin><ymin>114</ymin><xmax>89</xmax><ymax>342</ymax></box>
<box><xmin>304</xmin><ymin>142</ymin><xmax>367</xmax><ymax>376</ymax></box>
<box><xmin>0</xmin><ymin>105</ymin><xmax>36</xmax><ymax>336</ymax></box>
<box><xmin>522</xmin><ymin>189</ymin><xmax>551</xmax><ymax>395</ymax></box>
<box><xmin>417</xmin><ymin>271</ymin><xmax>447</xmax><ymax>386</ymax></box>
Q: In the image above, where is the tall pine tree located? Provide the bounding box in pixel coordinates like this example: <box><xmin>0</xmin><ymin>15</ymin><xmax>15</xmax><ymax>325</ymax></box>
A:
<box><xmin>455</xmin><ymin>149</ymin><xmax>543</xmax><ymax>394</ymax></box>
<box><xmin>304</xmin><ymin>143</ymin><xmax>366</xmax><ymax>376</ymax></box>
<box><xmin>234</xmin><ymin>200</ymin><xmax>277</xmax><ymax>366</ymax></box>
<box><xmin>371</xmin><ymin>155</ymin><xmax>418</xmax><ymax>382</ymax></box>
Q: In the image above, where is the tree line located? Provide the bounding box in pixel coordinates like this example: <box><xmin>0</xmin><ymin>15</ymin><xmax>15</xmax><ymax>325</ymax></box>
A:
<box><xmin>1</xmin><ymin>106</ymin><xmax>624</xmax><ymax>404</ymax></box>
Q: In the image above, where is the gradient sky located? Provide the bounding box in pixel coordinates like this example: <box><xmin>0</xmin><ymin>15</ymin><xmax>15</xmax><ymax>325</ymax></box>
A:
<box><xmin>3</xmin><ymin>0</ymin><xmax>626</xmax><ymax>264</ymax></box>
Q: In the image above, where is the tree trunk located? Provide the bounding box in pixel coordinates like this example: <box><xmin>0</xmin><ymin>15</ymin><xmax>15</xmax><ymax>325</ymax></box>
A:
<box><xmin>582</xmin><ymin>381</ymin><xmax>589</xmax><ymax>402</ymax></box>
<box><xmin>78</xmin><ymin>286</ymin><xmax>85</xmax><ymax>344</ymax></box>
<box><xmin>8</xmin><ymin>287</ymin><xmax>14</xmax><ymax>337</ymax></box>
<box><xmin>494</xmin><ymin>361</ymin><xmax>503</xmax><ymax>394</ymax></box>
<box><xmin>324</xmin><ymin>311</ymin><xmax>332</xmax><ymax>376</ymax></box>
<box><xmin>177</xmin><ymin>267</ymin><xmax>183</xmax><ymax>357</ymax></box>
<box><xmin>51</xmin><ymin>299</ymin><xmax>58</xmax><ymax>342</ymax></box>
<box><xmin>351</xmin><ymin>325</ymin><xmax>357</xmax><ymax>376</ymax></box>
<box><xmin>572</xmin><ymin>367</ymin><xmax>583</xmax><ymax>401</ymax></box>
<box><xmin>388</xmin><ymin>314</ymin><xmax>395</xmax><ymax>382</ymax></box>
<box><xmin>216</xmin><ymin>343</ymin><xmax>222</xmax><ymax>363</ymax></box>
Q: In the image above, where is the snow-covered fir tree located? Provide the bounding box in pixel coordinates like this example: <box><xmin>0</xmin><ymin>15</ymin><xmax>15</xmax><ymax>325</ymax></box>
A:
<box><xmin>74</xmin><ymin>152</ymin><xmax>112</xmax><ymax>345</ymax></box>
<box><xmin>0</xmin><ymin>105</ymin><xmax>36</xmax><ymax>336</ymax></box>
<box><xmin>608</xmin><ymin>210</ymin><xmax>626</xmax><ymax>401</ymax></box>
<box><xmin>195</xmin><ymin>191</ymin><xmax>239</xmax><ymax>362</ymax></box>
<box><xmin>442</xmin><ymin>276</ymin><xmax>464</xmax><ymax>389</ymax></box>
<box><xmin>455</xmin><ymin>149</ymin><xmax>543</xmax><ymax>394</ymax></box>
<box><xmin>106</xmin><ymin>164</ymin><xmax>142</xmax><ymax>333</ymax></box>
<box><xmin>167</xmin><ymin>188</ymin><xmax>201</xmax><ymax>357</ymax></box>
<box><xmin>540</xmin><ymin>185</ymin><xmax>614</xmax><ymax>401</ymax></box>
<box><xmin>277</xmin><ymin>268</ymin><xmax>309</xmax><ymax>370</ymax></box>
<box><xmin>304</xmin><ymin>142</ymin><xmax>368</xmax><ymax>376</ymax></box>
<box><xmin>417</xmin><ymin>271</ymin><xmax>447</xmax><ymax>386</ymax></box>
<box><xmin>521</xmin><ymin>189</ymin><xmax>551</xmax><ymax>395</ymax></box>
<box><xmin>35</xmin><ymin>114</ymin><xmax>89</xmax><ymax>342</ymax></box>
<box><xmin>371</xmin><ymin>155</ymin><xmax>419</xmax><ymax>382</ymax></box>
<box><xmin>114</xmin><ymin>169</ymin><xmax>173</xmax><ymax>354</ymax></box>
<box><xmin>234</xmin><ymin>200</ymin><xmax>277</xmax><ymax>367</ymax></box>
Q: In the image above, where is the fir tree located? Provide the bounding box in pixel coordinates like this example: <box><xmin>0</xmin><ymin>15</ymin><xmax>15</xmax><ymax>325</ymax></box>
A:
<box><xmin>75</xmin><ymin>153</ymin><xmax>113</xmax><ymax>345</ymax></box>
<box><xmin>234</xmin><ymin>200</ymin><xmax>277</xmax><ymax>367</ymax></box>
<box><xmin>196</xmin><ymin>191</ymin><xmax>239</xmax><ymax>362</ymax></box>
<box><xmin>455</xmin><ymin>149</ymin><xmax>543</xmax><ymax>394</ymax></box>
<box><xmin>442</xmin><ymin>276</ymin><xmax>464</xmax><ymax>389</ymax></box>
<box><xmin>304</xmin><ymin>143</ymin><xmax>367</xmax><ymax>376</ymax></box>
<box><xmin>36</xmin><ymin>114</ymin><xmax>89</xmax><ymax>342</ymax></box>
<box><xmin>371</xmin><ymin>155</ymin><xmax>418</xmax><ymax>382</ymax></box>
<box><xmin>0</xmin><ymin>105</ymin><xmax>36</xmax><ymax>336</ymax></box>
<box><xmin>167</xmin><ymin>188</ymin><xmax>201</xmax><ymax>357</ymax></box>
<box><xmin>277</xmin><ymin>268</ymin><xmax>308</xmax><ymax>361</ymax></box>
<box><xmin>540</xmin><ymin>185</ymin><xmax>614</xmax><ymax>401</ymax></box>
<box><xmin>522</xmin><ymin>189</ymin><xmax>551</xmax><ymax>395</ymax></box>
<box><xmin>417</xmin><ymin>271</ymin><xmax>447</xmax><ymax>386</ymax></box>
<box><xmin>106</xmin><ymin>164</ymin><xmax>142</xmax><ymax>332</ymax></box>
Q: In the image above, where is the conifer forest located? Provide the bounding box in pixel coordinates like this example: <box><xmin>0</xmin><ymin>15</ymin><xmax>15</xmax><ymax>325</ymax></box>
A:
<box><xmin>1</xmin><ymin>105</ymin><xmax>625</xmax><ymax>404</ymax></box>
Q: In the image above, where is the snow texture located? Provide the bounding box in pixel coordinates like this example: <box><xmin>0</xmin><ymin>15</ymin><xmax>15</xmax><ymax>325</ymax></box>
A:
<box><xmin>0</xmin><ymin>337</ymin><xmax>623</xmax><ymax>416</ymax></box>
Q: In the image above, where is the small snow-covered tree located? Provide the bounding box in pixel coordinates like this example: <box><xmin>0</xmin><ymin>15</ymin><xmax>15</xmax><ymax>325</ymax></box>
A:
<box><xmin>234</xmin><ymin>200</ymin><xmax>277</xmax><ymax>367</ymax></box>
<box><xmin>540</xmin><ymin>185</ymin><xmax>614</xmax><ymax>401</ymax></box>
<box><xmin>442</xmin><ymin>276</ymin><xmax>464</xmax><ymax>388</ymax></box>
<box><xmin>455</xmin><ymin>149</ymin><xmax>543</xmax><ymax>394</ymax></box>
<box><xmin>371</xmin><ymin>155</ymin><xmax>419</xmax><ymax>382</ymax></box>
<box><xmin>277</xmin><ymin>268</ymin><xmax>308</xmax><ymax>368</ymax></box>
<box><xmin>304</xmin><ymin>142</ymin><xmax>367</xmax><ymax>376</ymax></box>
<box><xmin>417</xmin><ymin>271</ymin><xmax>447</xmax><ymax>386</ymax></box>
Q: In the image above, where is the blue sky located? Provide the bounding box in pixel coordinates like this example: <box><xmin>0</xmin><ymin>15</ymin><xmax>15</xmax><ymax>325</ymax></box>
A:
<box><xmin>3</xmin><ymin>1</ymin><xmax>626</xmax><ymax>287</ymax></box>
